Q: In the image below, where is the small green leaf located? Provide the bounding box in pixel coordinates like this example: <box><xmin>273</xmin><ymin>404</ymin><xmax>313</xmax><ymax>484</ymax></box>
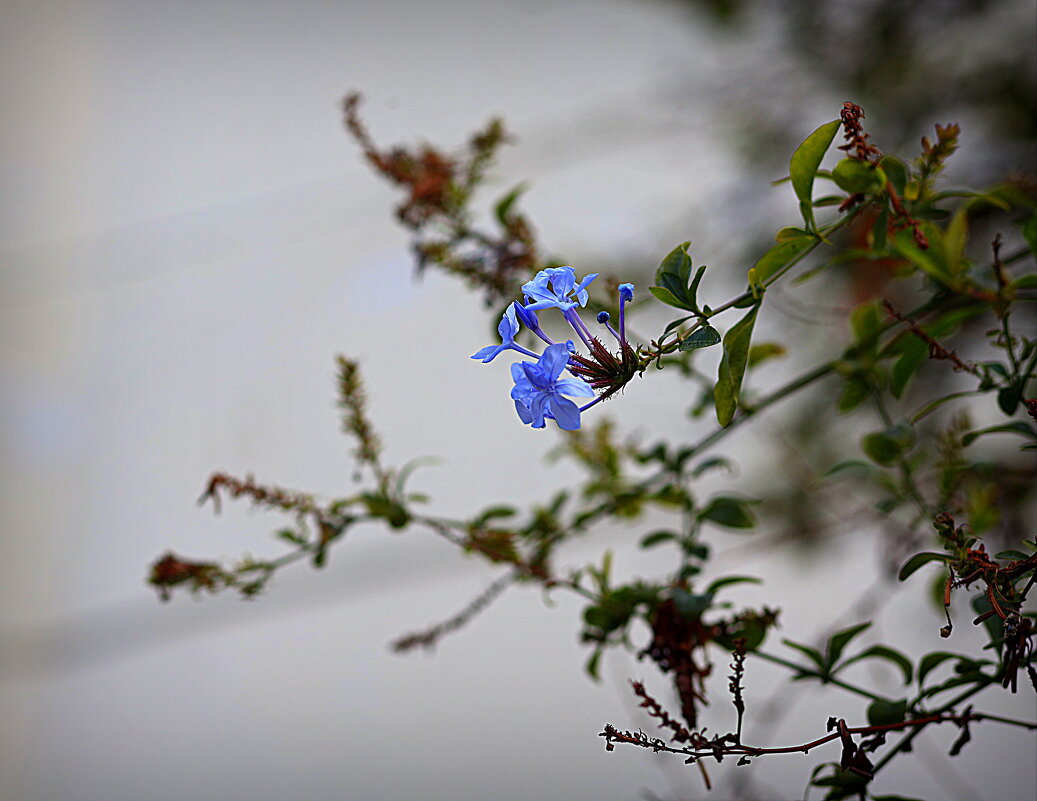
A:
<box><xmin>997</xmin><ymin>384</ymin><xmax>1022</xmax><ymax>415</ymax></box>
<box><xmin>1021</xmin><ymin>213</ymin><xmax>1037</xmax><ymax>256</ymax></box>
<box><xmin>714</xmin><ymin>304</ymin><xmax>759</xmax><ymax>427</ymax></box>
<box><xmin>917</xmin><ymin>652</ymin><xmax>959</xmax><ymax>687</ymax></box>
<box><xmin>879</xmin><ymin>156</ymin><xmax>907</xmax><ymax>195</ymax></box>
<box><xmin>861</xmin><ymin>424</ymin><xmax>915</xmax><ymax>466</ymax></box>
<box><xmin>657</xmin><ymin>241</ymin><xmax>694</xmax><ymax>286</ymax></box>
<box><xmin>850</xmin><ymin>299</ymin><xmax>883</xmax><ymax>346</ymax></box>
<box><xmin>679</xmin><ymin>325</ymin><xmax>721</xmax><ymax>351</ymax></box>
<box><xmin>690</xmin><ymin>456</ymin><xmax>733</xmax><ymax>478</ymax></box>
<box><xmin>494</xmin><ymin>183</ymin><xmax>527</xmax><ymax>225</ymax></box>
<box><xmin>585</xmin><ymin>645</ymin><xmax>604</xmax><ymax>682</ymax></box>
<box><xmin>705</xmin><ymin>575</ymin><xmax>761</xmax><ymax>595</ymax></box>
<box><xmin>698</xmin><ymin>496</ymin><xmax>757</xmax><ymax>529</ymax></box>
<box><xmin>898</xmin><ymin>551</ymin><xmax>952</xmax><ymax>581</ymax></box>
<box><xmin>962</xmin><ymin>421</ymin><xmax>1037</xmax><ymax>446</ymax></box>
<box><xmin>790</xmin><ymin>120</ymin><xmax>840</xmax><ymax>230</ymax></box>
<box><xmin>648</xmin><ymin>285</ymin><xmax>695</xmax><ymax>312</ymax></box>
<box><xmin>867</xmin><ymin>698</ymin><xmax>908</xmax><ymax>726</ymax></box>
<box><xmin>839</xmin><ymin>645</ymin><xmax>913</xmax><ymax>684</ymax></box>
<box><xmin>640</xmin><ymin>530</ymin><xmax>678</xmax><ymax>549</ymax></box>
<box><xmin>753</xmin><ymin>235</ymin><xmax>815</xmax><ymax>283</ymax></box>
<box><xmin>825</xmin><ymin>622</ymin><xmax>871</xmax><ymax>667</ymax></box>
<box><xmin>837</xmin><ymin>375</ymin><xmax>870</xmax><ymax>412</ymax></box>
<box><xmin>673</xmin><ymin>587</ymin><xmax>713</xmax><ymax>617</ymax></box>
<box><xmin>747</xmin><ymin>342</ymin><xmax>787</xmax><ymax>367</ymax></box>
<box><xmin>661</xmin><ymin>315</ymin><xmax>694</xmax><ymax>338</ymax></box>
<box><xmin>832</xmin><ymin>158</ymin><xmax>887</xmax><ymax>195</ymax></box>
<box><xmin>782</xmin><ymin>638</ymin><xmax>825</xmax><ymax>672</ymax></box>
<box><xmin>890</xmin><ymin>336</ymin><xmax>927</xmax><ymax>399</ymax></box>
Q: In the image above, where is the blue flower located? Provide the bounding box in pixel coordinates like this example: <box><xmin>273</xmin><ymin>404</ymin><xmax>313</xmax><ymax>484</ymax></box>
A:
<box><xmin>510</xmin><ymin>343</ymin><xmax>595</xmax><ymax>430</ymax></box>
<box><xmin>619</xmin><ymin>283</ymin><xmax>634</xmax><ymax>303</ymax></box>
<box><xmin>471</xmin><ymin>304</ymin><xmax>539</xmax><ymax>363</ymax></box>
<box><xmin>521</xmin><ymin>266</ymin><xmax>598</xmax><ymax>313</ymax></box>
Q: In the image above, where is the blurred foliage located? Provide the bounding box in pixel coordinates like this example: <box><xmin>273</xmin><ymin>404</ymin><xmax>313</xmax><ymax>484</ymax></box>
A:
<box><xmin>148</xmin><ymin>5</ymin><xmax>1037</xmax><ymax>791</ymax></box>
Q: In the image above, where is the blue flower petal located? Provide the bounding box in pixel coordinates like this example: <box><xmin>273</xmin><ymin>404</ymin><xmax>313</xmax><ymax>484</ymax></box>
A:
<box><xmin>514</xmin><ymin>398</ymin><xmax>533</xmax><ymax>424</ymax></box>
<box><xmin>618</xmin><ymin>283</ymin><xmax>634</xmax><ymax>303</ymax></box>
<box><xmin>539</xmin><ymin>343</ymin><xmax>571</xmax><ymax>380</ymax></box>
<box><xmin>555</xmin><ymin>378</ymin><xmax>596</xmax><ymax>398</ymax></box>
<box><xmin>549</xmin><ymin>396</ymin><xmax>582</xmax><ymax>430</ymax></box>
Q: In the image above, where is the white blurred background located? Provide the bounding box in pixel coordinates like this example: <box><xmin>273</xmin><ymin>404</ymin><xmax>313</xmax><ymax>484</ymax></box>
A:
<box><xmin>2</xmin><ymin>1</ymin><xmax>1034</xmax><ymax>799</ymax></box>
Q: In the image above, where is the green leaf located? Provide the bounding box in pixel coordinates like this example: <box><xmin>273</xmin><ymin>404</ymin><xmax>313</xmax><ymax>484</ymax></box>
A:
<box><xmin>790</xmin><ymin>119</ymin><xmax>840</xmax><ymax>230</ymax></box>
<box><xmin>850</xmin><ymin>299</ymin><xmax>883</xmax><ymax>346</ymax></box>
<box><xmin>698</xmin><ymin>496</ymin><xmax>757</xmax><ymax>529</ymax></box>
<box><xmin>994</xmin><ymin>549</ymin><xmax>1030</xmax><ymax>561</ymax></box>
<box><xmin>494</xmin><ymin>183</ymin><xmax>527</xmax><ymax>225</ymax></box>
<box><xmin>658</xmin><ymin>241</ymin><xmax>694</xmax><ymax>286</ymax></box>
<box><xmin>840</xmin><ymin>645</ymin><xmax>913</xmax><ymax>684</ymax></box>
<box><xmin>679</xmin><ymin>325</ymin><xmax>721</xmax><ymax>351</ymax></box>
<box><xmin>1012</xmin><ymin>274</ymin><xmax>1037</xmax><ymax>290</ymax></box>
<box><xmin>714</xmin><ymin>304</ymin><xmax>759</xmax><ymax>427</ymax></box>
<box><xmin>640</xmin><ymin>530</ymin><xmax>678</xmax><ymax>549</ymax></box>
<box><xmin>997</xmin><ymin>384</ymin><xmax>1022</xmax><ymax>415</ymax></box>
<box><xmin>893</xmin><ymin>226</ymin><xmax>955</xmax><ymax>288</ymax></box>
<box><xmin>673</xmin><ymin>587</ymin><xmax>713</xmax><ymax>617</ymax></box>
<box><xmin>753</xmin><ymin>235</ymin><xmax>815</xmax><ymax>283</ymax></box>
<box><xmin>690</xmin><ymin>456</ymin><xmax>733</xmax><ymax>478</ymax></box>
<box><xmin>879</xmin><ymin>156</ymin><xmax>907</xmax><ymax>196</ymax></box>
<box><xmin>825</xmin><ymin>622</ymin><xmax>871</xmax><ymax>667</ymax></box>
<box><xmin>1021</xmin><ymin>213</ymin><xmax>1037</xmax><ymax>256</ymax></box>
<box><xmin>962</xmin><ymin>421</ymin><xmax>1037</xmax><ymax>446</ymax></box>
<box><xmin>867</xmin><ymin>698</ymin><xmax>908</xmax><ymax>726</ymax></box>
<box><xmin>917</xmin><ymin>652</ymin><xmax>959</xmax><ymax>687</ymax></box>
<box><xmin>898</xmin><ymin>551</ymin><xmax>952</xmax><ymax>581</ymax></box>
<box><xmin>648</xmin><ymin>285</ymin><xmax>695</xmax><ymax>312</ymax></box>
<box><xmin>782</xmin><ymin>638</ymin><xmax>826</xmax><ymax>672</ymax></box>
<box><xmin>705</xmin><ymin>575</ymin><xmax>761</xmax><ymax>595</ymax></box>
<box><xmin>872</xmin><ymin>795</ymin><xmax>928</xmax><ymax>801</ymax></box>
<box><xmin>661</xmin><ymin>315</ymin><xmax>694</xmax><ymax>338</ymax></box>
<box><xmin>585</xmin><ymin>645</ymin><xmax>604</xmax><ymax>682</ymax></box>
<box><xmin>747</xmin><ymin>342</ymin><xmax>787</xmax><ymax>367</ymax></box>
<box><xmin>890</xmin><ymin>336</ymin><xmax>927</xmax><ymax>399</ymax></box>
<box><xmin>837</xmin><ymin>375</ymin><xmax>870</xmax><ymax>412</ymax></box>
<box><xmin>832</xmin><ymin>158</ymin><xmax>886</xmax><ymax>195</ymax></box>
<box><xmin>861</xmin><ymin>424</ymin><xmax>915</xmax><ymax>466</ymax></box>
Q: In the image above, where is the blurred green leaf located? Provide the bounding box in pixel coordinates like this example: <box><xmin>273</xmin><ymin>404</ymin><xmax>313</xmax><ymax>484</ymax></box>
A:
<box><xmin>640</xmin><ymin>530</ymin><xmax>678</xmax><ymax>549</ymax></box>
<box><xmin>832</xmin><ymin>158</ymin><xmax>886</xmax><ymax>195</ymax></box>
<box><xmin>840</xmin><ymin>645</ymin><xmax>913</xmax><ymax>684</ymax></box>
<box><xmin>493</xmin><ymin>183</ymin><xmax>527</xmax><ymax>225</ymax></box>
<box><xmin>962</xmin><ymin>421</ymin><xmax>1037</xmax><ymax>446</ymax></box>
<box><xmin>753</xmin><ymin>234</ymin><xmax>815</xmax><ymax>283</ymax></box>
<box><xmin>898</xmin><ymin>551</ymin><xmax>952</xmax><ymax>581</ymax></box>
<box><xmin>825</xmin><ymin>622</ymin><xmax>871</xmax><ymax>667</ymax></box>
<box><xmin>867</xmin><ymin>698</ymin><xmax>908</xmax><ymax>726</ymax></box>
<box><xmin>699</xmin><ymin>496</ymin><xmax>757</xmax><ymax>529</ymax></box>
<box><xmin>790</xmin><ymin>120</ymin><xmax>840</xmax><ymax>230</ymax></box>
<box><xmin>715</xmin><ymin>304</ymin><xmax>759</xmax><ymax>427</ymax></box>
<box><xmin>747</xmin><ymin>342</ymin><xmax>787</xmax><ymax>367</ymax></box>
<box><xmin>705</xmin><ymin>575</ymin><xmax>761</xmax><ymax>594</ymax></box>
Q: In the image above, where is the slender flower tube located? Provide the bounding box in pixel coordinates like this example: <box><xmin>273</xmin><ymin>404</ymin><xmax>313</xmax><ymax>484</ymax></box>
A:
<box><xmin>618</xmin><ymin>283</ymin><xmax>634</xmax><ymax>344</ymax></box>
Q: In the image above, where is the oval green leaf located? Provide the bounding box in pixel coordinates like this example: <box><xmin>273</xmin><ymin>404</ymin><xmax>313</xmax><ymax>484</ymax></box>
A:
<box><xmin>679</xmin><ymin>325</ymin><xmax>721</xmax><ymax>351</ymax></box>
<box><xmin>790</xmin><ymin>119</ymin><xmax>840</xmax><ymax>230</ymax></box>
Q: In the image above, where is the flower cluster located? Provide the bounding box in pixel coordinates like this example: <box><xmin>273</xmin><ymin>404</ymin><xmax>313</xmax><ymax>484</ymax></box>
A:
<box><xmin>471</xmin><ymin>266</ymin><xmax>638</xmax><ymax>430</ymax></box>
